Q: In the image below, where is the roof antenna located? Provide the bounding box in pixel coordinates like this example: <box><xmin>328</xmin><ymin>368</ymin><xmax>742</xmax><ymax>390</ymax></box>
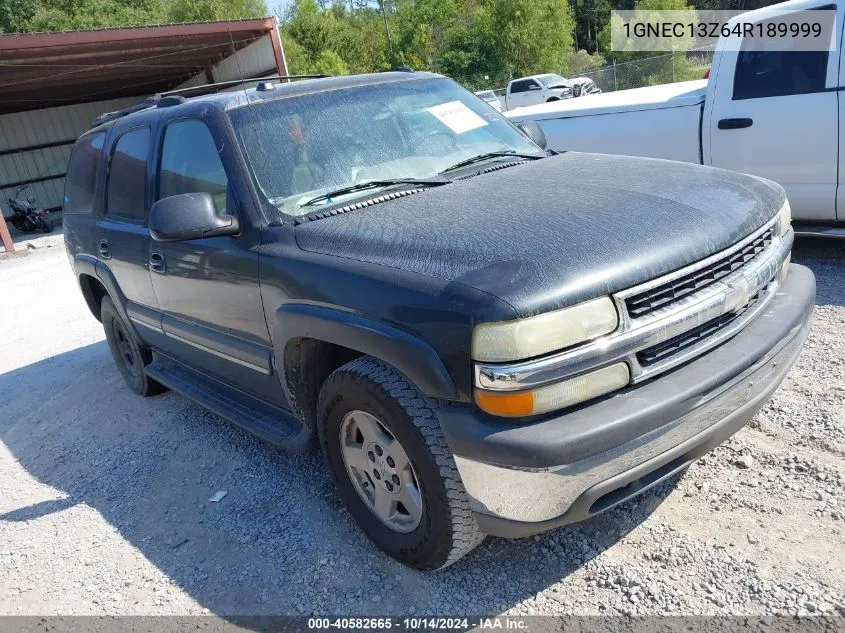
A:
<box><xmin>228</xmin><ymin>27</ymin><xmax>249</xmax><ymax>103</ymax></box>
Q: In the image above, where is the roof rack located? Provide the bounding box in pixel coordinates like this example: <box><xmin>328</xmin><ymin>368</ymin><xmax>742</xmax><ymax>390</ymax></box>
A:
<box><xmin>88</xmin><ymin>73</ymin><xmax>327</xmax><ymax>130</ymax></box>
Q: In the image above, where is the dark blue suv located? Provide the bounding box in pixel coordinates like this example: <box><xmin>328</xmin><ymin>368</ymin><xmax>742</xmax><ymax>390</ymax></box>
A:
<box><xmin>63</xmin><ymin>71</ymin><xmax>813</xmax><ymax>569</ymax></box>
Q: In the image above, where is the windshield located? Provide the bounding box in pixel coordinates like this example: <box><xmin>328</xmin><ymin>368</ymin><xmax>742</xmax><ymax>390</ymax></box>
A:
<box><xmin>536</xmin><ymin>74</ymin><xmax>572</xmax><ymax>88</ymax></box>
<box><xmin>228</xmin><ymin>77</ymin><xmax>544</xmax><ymax>218</ymax></box>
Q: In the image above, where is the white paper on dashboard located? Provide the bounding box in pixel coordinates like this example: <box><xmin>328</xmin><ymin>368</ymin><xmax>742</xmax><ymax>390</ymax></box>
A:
<box><xmin>426</xmin><ymin>101</ymin><xmax>488</xmax><ymax>134</ymax></box>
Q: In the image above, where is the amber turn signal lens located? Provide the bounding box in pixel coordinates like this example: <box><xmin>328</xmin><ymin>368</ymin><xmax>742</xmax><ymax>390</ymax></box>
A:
<box><xmin>474</xmin><ymin>390</ymin><xmax>534</xmax><ymax>417</ymax></box>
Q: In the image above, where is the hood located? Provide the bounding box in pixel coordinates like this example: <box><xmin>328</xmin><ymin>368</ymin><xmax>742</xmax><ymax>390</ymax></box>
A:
<box><xmin>294</xmin><ymin>152</ymin><xmax>784</xmax><ymax>317</ymax></box>
<box><xmin>506</xmin><ymin>79</ymin><xmax>706</xmax><ymax>122</ymax></box>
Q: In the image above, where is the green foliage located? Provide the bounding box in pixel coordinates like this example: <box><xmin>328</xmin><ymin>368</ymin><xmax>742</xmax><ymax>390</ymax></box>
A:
<box><xmin>0</xmin><ymin>0</ymin><xmax>38</xmax><ymax>33</ymax></box>
<box><xmin>562</xmin><ymin>49</ymin><xmax>607</xmax><ymax>75</ymax></box>
<box><xmin>167</xmin><ymin>0</ymin><xmax>267</xmax><ymax>22</ymax></box>
<box><xmin>2</xmin><ymin>0</ymin><xmax>266</xmax><ymax>32</ymax></box>
<box><xmin>311</xmin><ymin>49</ymin><xmax>350</xmax><ymax>75</ymax></box>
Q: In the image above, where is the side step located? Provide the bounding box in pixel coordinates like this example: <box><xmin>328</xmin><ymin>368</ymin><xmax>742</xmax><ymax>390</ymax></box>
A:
<box><xmin>145</xmin><ymin>356</ymin><xmax>310</xmax><ymax>450</ymax></box>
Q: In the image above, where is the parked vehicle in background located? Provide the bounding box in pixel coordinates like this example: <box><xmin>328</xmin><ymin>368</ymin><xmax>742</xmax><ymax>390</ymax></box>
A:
<box><xmin>504</xmin><ymin>74</ymin><xmax>574</xmax><ymax>110</ymax></box>
<box><xmin>571</xmin><ymin>76</ymin><xmax>602</xmax><ymax>97</ymax></box>
<box><xmin>5</xmin><ymin>185</ymin><xmax>54</xmax><ymax>233</ymax></box>
<box><xmin>474</xmin><ymin>89</ymin><xmax>503</xmax><ymax>111</ymax></box>
<box><xmin>64</xmin><ymin>71</ymin><xmax>812</xmax><ymax>571</ymax></box>
<box><xmin>506</xmin><ymin>0</ymin><xmax>843</xmax><ymax>227</ymax></box>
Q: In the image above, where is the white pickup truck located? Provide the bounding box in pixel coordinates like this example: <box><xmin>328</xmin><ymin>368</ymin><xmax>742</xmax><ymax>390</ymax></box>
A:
<box><xmin>507</xmin><ymin>0</ymin><xmax>844</xmax><ymax>227</ymax></box>
<box><xmin>504</xmin><ymin>74</ymin><xmax>575</xmax><ymax>110</ymax></box>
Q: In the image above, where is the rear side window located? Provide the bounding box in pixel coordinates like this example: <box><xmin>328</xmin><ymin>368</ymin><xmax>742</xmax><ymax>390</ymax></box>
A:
<box><xmin>511</xmin><ymin>81</ymin><xmax>527</xmax><ymax>94</ymax></box>
<box><xmin>733</xmin><ymin>10</ymin><xmax>833</xmax><ymax>100</ymax></box>
<box><xmin>158</xmin><ymin>120</ymin><xmax>228</xmax><ymax>213</ymax></box>
<box><xmin>63</xmin><ymin>132</ymin><xmax>105</xmax><ymax>214</ymax></box>
<box><xmin>106</xmin><ymin>127</ymin><xmax>150</xmax><ymax>222</ymax></box>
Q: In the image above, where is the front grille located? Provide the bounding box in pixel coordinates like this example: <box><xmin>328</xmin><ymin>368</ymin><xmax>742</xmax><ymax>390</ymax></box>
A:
<box><xmin>637</xmin><ymin>286</ymin><xmax>765</xmax><ymax>366</ymax></box>
<box><xmin>625</xmin><ymin>227</ymin><xmax>775</xmax><ymax>319</ymax></box>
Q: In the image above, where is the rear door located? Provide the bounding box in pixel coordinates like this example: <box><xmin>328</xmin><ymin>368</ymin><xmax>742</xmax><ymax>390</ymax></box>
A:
<box><xmin>97</xmin><ymin>124</ymin><xmax>160</xmax><ymax>328</ymax></box>
<box><xmin>706</xmin><ymin>4</ymin><xmax>841</xmax><ymax>221</ymax></box>
<box><xmin>148</xmin><ymin>114</ymin><xmax>283</xmax><ymax>405</ymax></box>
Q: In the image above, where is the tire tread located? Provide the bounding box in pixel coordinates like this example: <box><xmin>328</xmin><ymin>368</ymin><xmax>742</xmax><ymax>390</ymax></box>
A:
<box><xmin>318</xmin><ymin>356</ymin><xmax>484</xmax><ymax>570</ymax></box>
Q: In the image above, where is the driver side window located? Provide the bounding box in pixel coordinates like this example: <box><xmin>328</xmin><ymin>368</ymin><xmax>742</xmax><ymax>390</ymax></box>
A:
<box><xmin>158</xmin><ymin>120</ymin><xmax>228</xmax><ymax>213</ymax></box>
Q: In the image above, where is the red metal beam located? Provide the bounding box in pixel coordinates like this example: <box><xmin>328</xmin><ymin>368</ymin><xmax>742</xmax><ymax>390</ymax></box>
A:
<box><xmin>269</xmin><ymin>24</ymin><xmax>289</xmax><ymax>80</ymax></box>
<box><xmin>0</xmin><ymin>211</ymin><xmax>14</xmax><ymax>253</ymax></box>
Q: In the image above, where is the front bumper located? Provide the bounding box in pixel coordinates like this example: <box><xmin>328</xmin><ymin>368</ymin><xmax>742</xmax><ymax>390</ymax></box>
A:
<box><xmin>438</xmin><ymin>264</ymin><xmax>815</xmax><ymax>538</ymax></box>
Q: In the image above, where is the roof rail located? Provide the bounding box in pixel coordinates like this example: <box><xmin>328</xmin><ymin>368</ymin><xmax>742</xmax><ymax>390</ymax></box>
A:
<box><xmin>89</xmin><ymin>97</ymin><xmax>158</xmax><ymax>129</ymax></box>
<box><xmin>89</xmin><ymin>73</ymin><xmax>327</xmax><ymax>129</ymax></box>
<box><xmin>159</xmin><ymin>74</ymin><xmax>327</xmax><ymax>98</ymax></box>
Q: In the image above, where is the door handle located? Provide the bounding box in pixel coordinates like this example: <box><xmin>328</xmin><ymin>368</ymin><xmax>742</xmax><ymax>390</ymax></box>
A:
<box><xmin>98</xmin><ymin>240</ymin><xmax>111</xmax><ymax>259</ymax></box>
<box><xmin>718</xmin><ymin>118</ymin><xmax>753</xmax><ymax>130</ymax></box>
<box><xmin>149</xmin><ymin>252</ymin><xmax>166</xmax><ymax>273</ymax></box>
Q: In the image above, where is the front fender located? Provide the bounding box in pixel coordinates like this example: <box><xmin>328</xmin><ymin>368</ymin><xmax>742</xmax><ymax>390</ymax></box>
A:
<box><xmin>275</xmin><ymin>304</ymin><xmax>460</xmax><ymax>401</ymax></box>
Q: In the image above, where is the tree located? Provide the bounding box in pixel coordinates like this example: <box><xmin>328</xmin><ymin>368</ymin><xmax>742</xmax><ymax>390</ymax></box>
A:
<box><xmin>475</xmin><ymin>0</ymin><xmax>575</xmax><ymax>77</ymax></box>
<box><xmin>312</xmin><ymin>49</ymin><xmax>349</xmax><ymax>75</ymax></box>
<box><xmin>167</xmin><ymin>0</ymin><xmax>268</xmax><ymax>22</ymax></box>
<box><xmin>0</xmin><ymin>0</ymin><xmax>38</xmax><ymax>33</ymax></box>
<box><xmin>24</xmin><ymin>0</ymin><xmax>165</xmax><ymax>31</ymax></box>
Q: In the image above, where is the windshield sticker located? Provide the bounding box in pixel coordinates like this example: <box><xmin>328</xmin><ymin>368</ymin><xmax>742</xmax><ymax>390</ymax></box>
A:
<box><xmin>426</xmin><ymin>101</ymin><xmax>488</xmax><ymax>134</ymax></box>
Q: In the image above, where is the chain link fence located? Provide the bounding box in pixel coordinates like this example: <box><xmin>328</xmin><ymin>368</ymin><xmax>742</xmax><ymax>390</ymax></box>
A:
<box><xmin>575</xmin><ymin>46</ymin><xmax>714</xmax><ymax>93</ymax></box>
<box><xmin>460</xmin><ymin>47</ymin><xmax>713</xmax><ymax>99</ymax></box>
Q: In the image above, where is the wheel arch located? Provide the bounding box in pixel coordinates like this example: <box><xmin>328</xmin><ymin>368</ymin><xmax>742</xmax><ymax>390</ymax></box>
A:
<box><xmin>275</xmin><ymin>304</ymin><xmax>460</xmax><ymax>430</ymax></box>
<box><xmin>78</xmin><ymin>272</ymin><xmax>108</xmax><ymax>322</ymax></box>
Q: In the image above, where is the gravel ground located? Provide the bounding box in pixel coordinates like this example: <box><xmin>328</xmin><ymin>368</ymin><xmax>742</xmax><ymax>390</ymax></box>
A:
<box><xmin>0</xmin><ymin>234</ymin><xmax>843</xmax><ymax>617</ymax></box>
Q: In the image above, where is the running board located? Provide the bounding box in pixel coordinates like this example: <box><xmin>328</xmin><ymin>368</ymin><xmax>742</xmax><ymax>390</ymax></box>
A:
<box><xmin>793</xmin><ymin>225</ymin><xmax>845</xmax><ymax>239</ymax></box>
<box><xmin>145</xmin><ymin>356</ymin><xmax>310</xmax><ymax>450</ymax></box>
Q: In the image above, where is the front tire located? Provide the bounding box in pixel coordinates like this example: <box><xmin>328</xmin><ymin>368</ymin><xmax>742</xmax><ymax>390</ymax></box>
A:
<box><xmin>101</xmin><ymin>296</ymin><xmax>165</xmax><ymax>397</ymax></box>
<box><xmin>318</xmin><ymin>357</ymin><xmax>484</xmax><ymax>570</ymax></box>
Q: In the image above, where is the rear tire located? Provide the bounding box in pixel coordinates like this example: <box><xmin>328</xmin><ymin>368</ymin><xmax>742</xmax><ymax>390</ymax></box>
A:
<box><xmin>546</xmin><ymin>97</ymin><xmax>560</xmax><ymax>102</ymax></box>
<box><xmin>318</xmin><ymin>357</ymin><xmax>484</xmax><ymax>570</ymax></box>
<box><xmin>101</xmin><ymin>296</ymin><xmax>165</xmax><ymax>397</ymax></box>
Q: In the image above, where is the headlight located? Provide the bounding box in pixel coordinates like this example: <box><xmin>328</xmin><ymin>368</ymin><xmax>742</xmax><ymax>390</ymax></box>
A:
<box><xmin>778</xmin><ymin>199</ymin><xmax>791</xmax><ymax>236</ymax></box>
<box><xmin>471</xmin><ymin>296</ymin><xmax>619</xmax><ymax>362</ymax></box>
<box><xmin>474</xmin><ymin>362</ymin><xmax>630</xmax><ymax>417</ymax></box>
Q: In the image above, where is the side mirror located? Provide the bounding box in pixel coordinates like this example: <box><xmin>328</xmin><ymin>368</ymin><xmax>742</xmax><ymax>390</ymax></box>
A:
<box><xmin>516</xmin><ymin>120</ymin><xmax>547</xmax><ymax>150</ymax></box>
<box><xmin>149</xmin><ymin>192</ymin><xmax>239</xmax><ymax>242</ymax></box>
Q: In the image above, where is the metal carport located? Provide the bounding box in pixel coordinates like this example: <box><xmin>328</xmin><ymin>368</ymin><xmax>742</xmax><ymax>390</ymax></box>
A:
<box><xmin>0</xmin><ymin>19</ymin><xmax>287</xmax><ymax>250</ymax></box>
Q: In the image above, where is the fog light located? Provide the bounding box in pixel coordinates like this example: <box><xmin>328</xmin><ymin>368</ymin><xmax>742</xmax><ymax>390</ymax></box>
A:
<box><xmin>474</xmin><ymin>362</ymin><xmax>630</xmax><ymax>417</ymax></box>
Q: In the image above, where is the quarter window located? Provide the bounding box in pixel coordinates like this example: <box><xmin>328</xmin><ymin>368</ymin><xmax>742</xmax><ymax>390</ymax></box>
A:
<box><xmin>64</xmin><ymin>131</ymin><xmax>105</xmax><ymax>214</ymax></box>
<box><xmin>158</xmin><ymin>120</ymin><xmax>228</xmax><ymax>213</ymax></box>
<box><xmin>106</xmin><ymin>128</ymin><xmax>150</xmax><ymax>221</ymax></box>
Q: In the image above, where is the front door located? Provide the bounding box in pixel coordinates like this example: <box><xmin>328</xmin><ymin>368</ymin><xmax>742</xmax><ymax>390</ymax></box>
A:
<box><xmin>148</xmin><ymin>117</ymin><xmax>284</xmax><ymax>406</ymax></box>
<box><xmin>706</xmin><ymin>5</ymin><xmax>841</xmax><ymax>222</ymax></box>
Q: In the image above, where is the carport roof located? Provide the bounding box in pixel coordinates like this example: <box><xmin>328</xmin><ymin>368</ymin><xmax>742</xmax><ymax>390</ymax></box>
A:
<box><xmin>0</xmin><ymin>18</ymin><xmax>282</xmax><ymax>114</ymax></box>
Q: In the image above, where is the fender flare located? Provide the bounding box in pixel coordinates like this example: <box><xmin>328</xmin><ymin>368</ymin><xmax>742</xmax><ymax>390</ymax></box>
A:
<box><xmin>275</xmin><ymin>304</ymin><xmax>460</xmax><ymax>401</ymax></box>
<box><xmin>75</xmin><ymin>255</ymin><xmax>137</xmax><ymax>333</ymax></box>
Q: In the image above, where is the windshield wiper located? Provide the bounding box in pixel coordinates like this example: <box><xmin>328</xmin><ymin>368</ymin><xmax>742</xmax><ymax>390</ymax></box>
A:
<box><xmin>301</xmin><ymin>178</ymin><xmax>449</xmax><ymax>207</ymax></box>
<box><xmin>439</xmin><ymin>151</ymin><xmax>544</xmax><ymax>174</ymax></box>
